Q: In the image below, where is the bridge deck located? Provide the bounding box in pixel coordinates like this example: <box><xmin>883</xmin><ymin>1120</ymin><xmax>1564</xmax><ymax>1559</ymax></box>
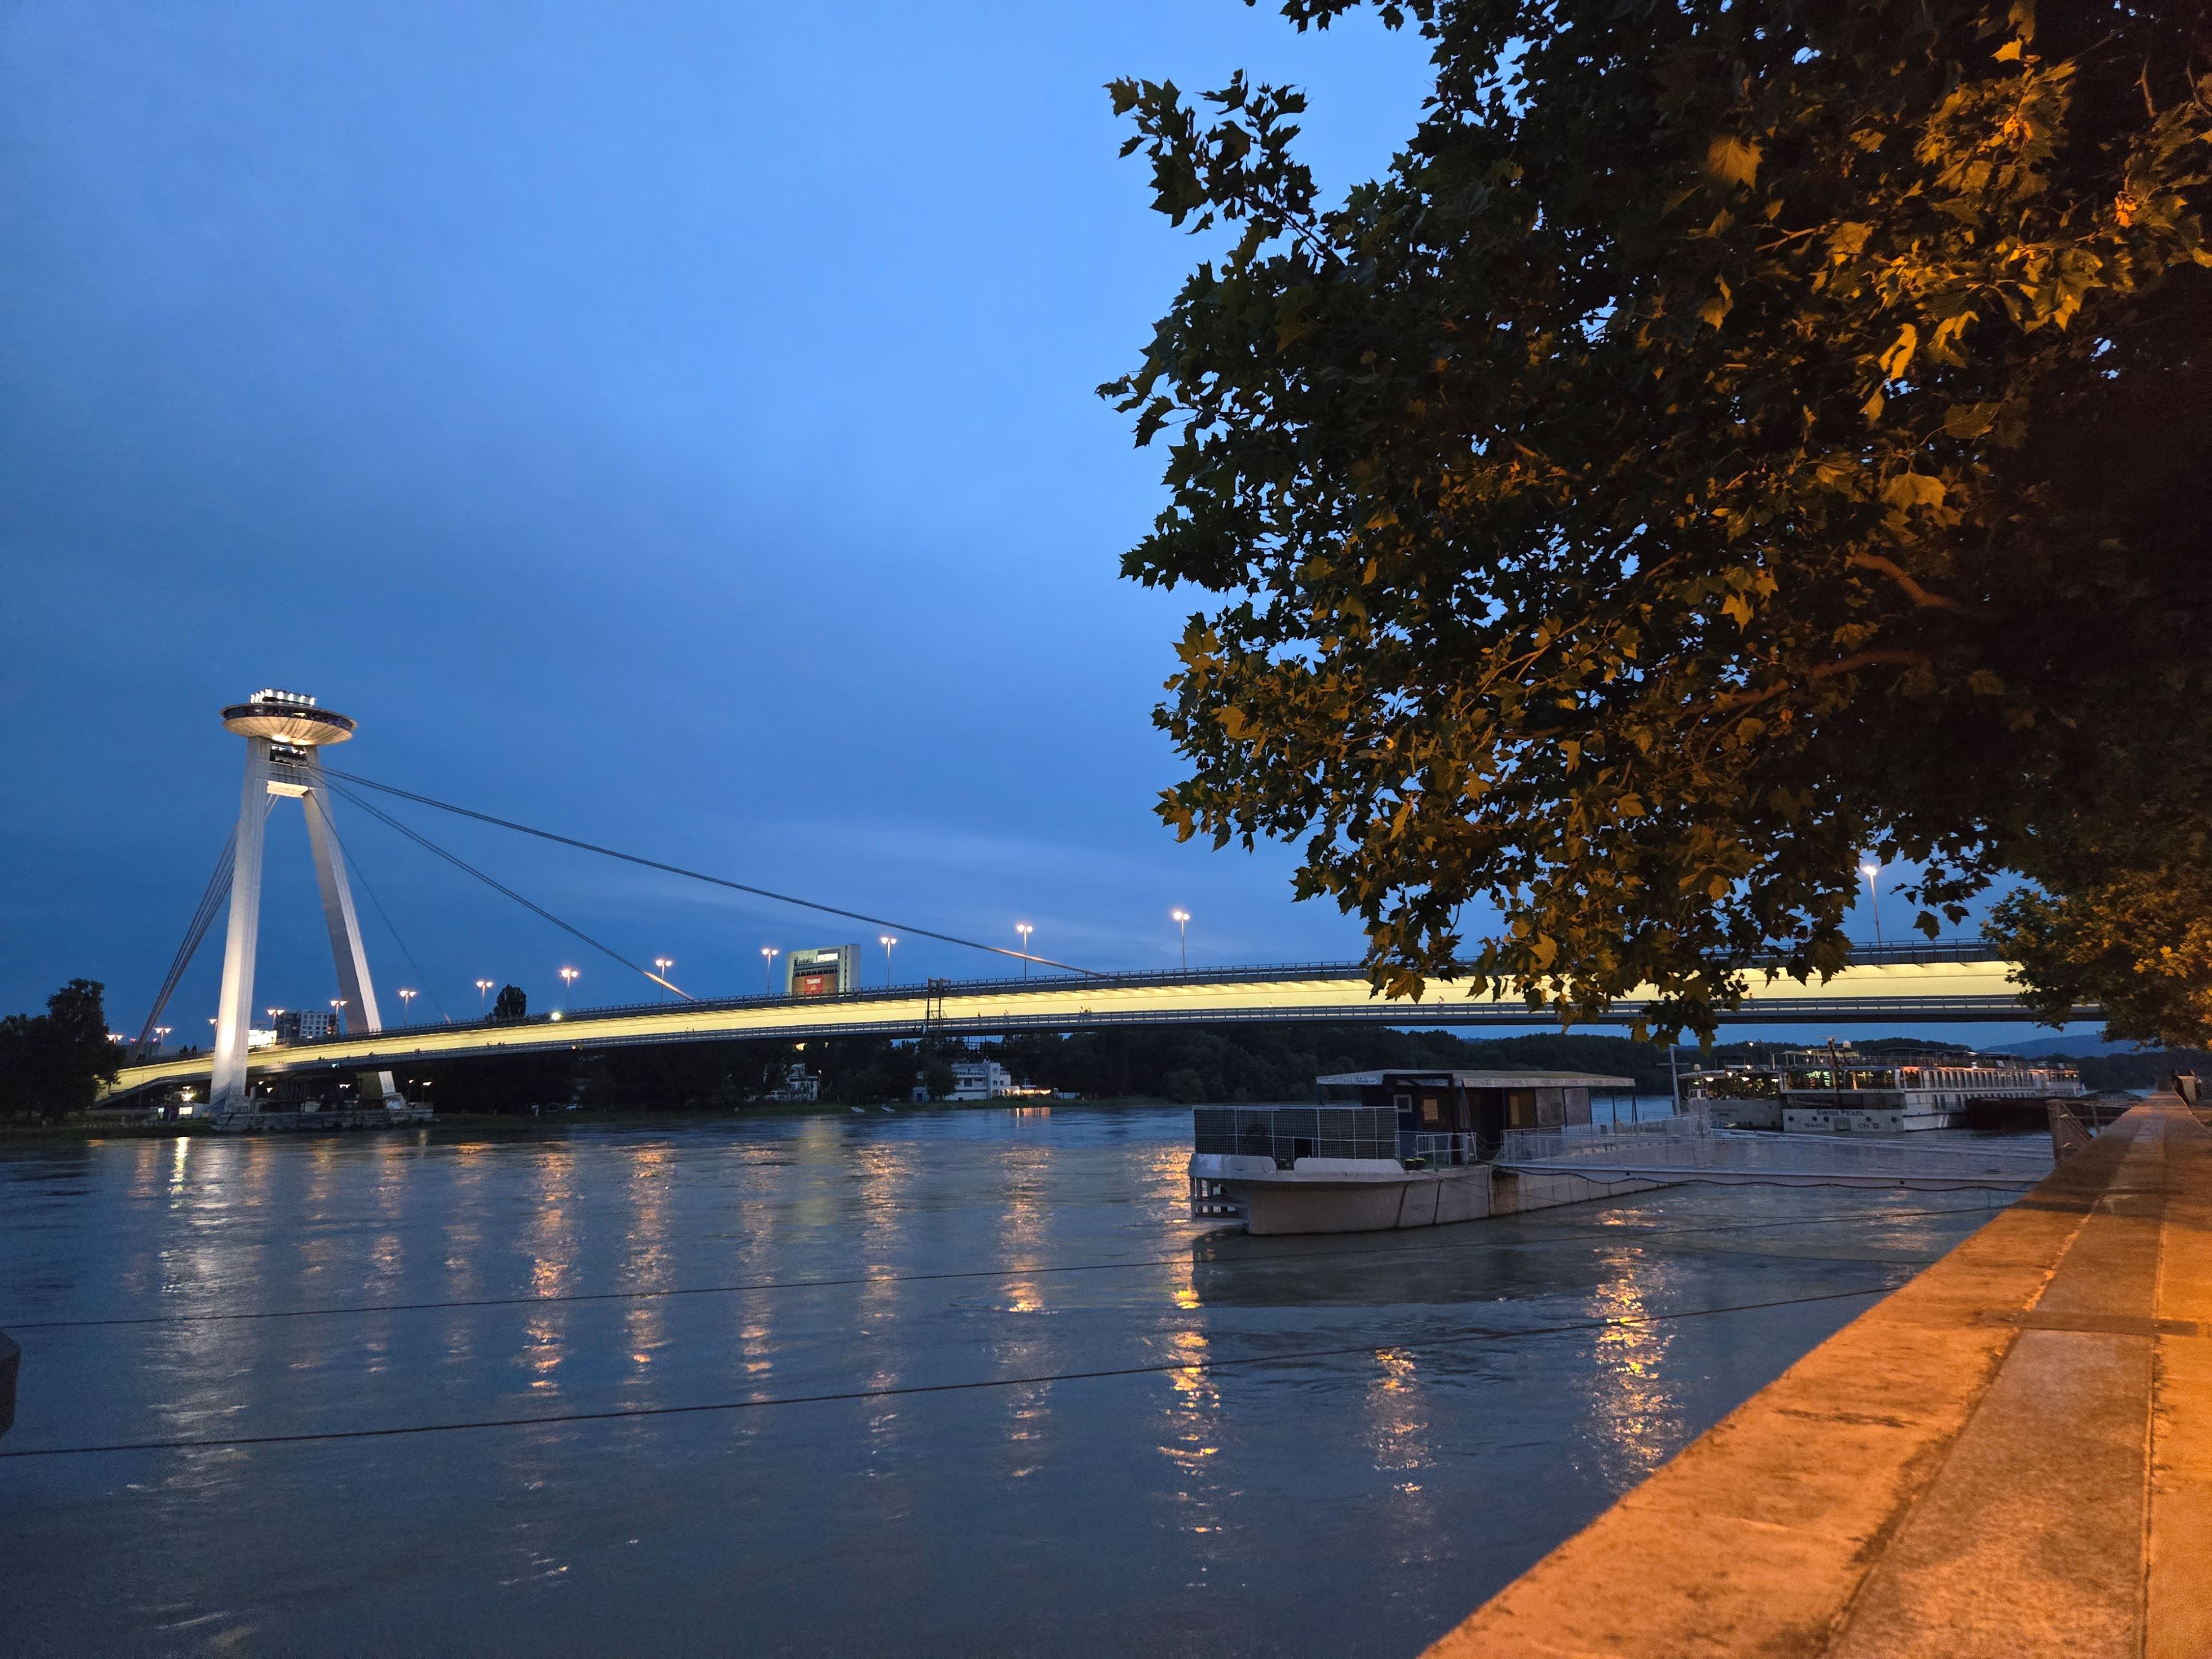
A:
<box><xmin>107</xmin><ymin>954</ymin><xmax>2067</xmax><ymax>1098</ymax></box>
<box><xmin>1426</xmin><ymin>1094</ymin><xmax>2212</xmax><ymax>1657</ymax></box>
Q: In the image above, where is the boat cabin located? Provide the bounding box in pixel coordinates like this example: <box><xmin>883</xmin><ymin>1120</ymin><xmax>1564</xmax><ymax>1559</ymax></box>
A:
<box><xmin>1313</xmin><ymin>1069</ymin><xmax>1634</xmax><ymax>1161</ymax></box>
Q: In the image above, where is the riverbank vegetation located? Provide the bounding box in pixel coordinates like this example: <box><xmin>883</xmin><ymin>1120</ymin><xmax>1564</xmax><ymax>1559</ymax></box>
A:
<box><xmin>0</xmin><ymin>980</ymin><xmax>118</xmax><ymax>1121</ymax></box>
<box><xmin>392</xmin><ymin>1024</ymin><xmax>1682</xmax><ymax>1112</ymax></box>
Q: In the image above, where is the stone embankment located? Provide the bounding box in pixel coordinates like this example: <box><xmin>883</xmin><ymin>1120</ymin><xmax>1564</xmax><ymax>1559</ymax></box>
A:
<box><xmin>1428</xmin><ymin>1094</ymin><xmax>2212</xmax><ymax>1658</ymax></box>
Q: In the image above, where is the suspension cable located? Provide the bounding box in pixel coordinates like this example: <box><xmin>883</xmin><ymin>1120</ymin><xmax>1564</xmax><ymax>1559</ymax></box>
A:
<box><xmin>133</xmin><ymin>817</ymin><xmax>250</xmax><ymax>1055</ymax></box>
<box><xmin>324</xmin><ymin>781</ymin><xmax>693</xmax><ymax>1001</ymax></box>
<box><xmin>319</xmin><ymin>765</ymin><xmax>1097</xmax><ymax>976</ymax></box>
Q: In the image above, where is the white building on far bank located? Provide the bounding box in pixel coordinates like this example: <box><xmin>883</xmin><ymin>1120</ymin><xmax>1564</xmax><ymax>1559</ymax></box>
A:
<box><xmin>768</xmin><ymin>1062</ymin><xmax>819</xmax><ymax>1102</ymax></box>
<box><xmin>949</xmin><ymin>1060</ymin><xmax>1014</xmax><ymax>1100</ymax></box>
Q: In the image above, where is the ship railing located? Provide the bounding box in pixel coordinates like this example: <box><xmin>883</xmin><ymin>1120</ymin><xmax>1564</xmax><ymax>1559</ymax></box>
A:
<box><xmin>1501</xmin><ymin>1109</ymin><xmax>1712</xmax><ymax>1165</ymax></box>
<box><xmin>1401</xmin><ymin>1132</ymin><xmax>1485</xmax><ymax>1167</ymax></box>
<box><xmin>1499</xmin><ymin>1119</ymin><xmax>2053</xmax><ymax>1189</ymax></box>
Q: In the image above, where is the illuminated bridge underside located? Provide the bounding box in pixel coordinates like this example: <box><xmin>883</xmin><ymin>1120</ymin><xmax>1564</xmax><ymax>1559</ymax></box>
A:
<box><xmin>106</xmin><ymin>957</ymin><xmax>2085</xmax><ymax>1098</ymax></box>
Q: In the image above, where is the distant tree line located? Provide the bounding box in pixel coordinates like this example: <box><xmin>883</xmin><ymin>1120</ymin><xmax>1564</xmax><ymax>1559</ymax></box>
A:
<box><xmin>993</xmin><ymin>1026</ymin><xmax>1679</xmax><ymax>1102</ymax></box>
<box><xmin>397</xmin><ymin>1023</ymin><xmax>1686</xmax><ymax>1114</ymax></box>
<box><xmin>393</xmin><ymin>1023</ymin><xmax>2200</xmax><ymax>1115</ymax></box>
<box><xmin>0</xmin><ymin>980</ymin><xmax>119</xmax><ymax>1120</ymax></box>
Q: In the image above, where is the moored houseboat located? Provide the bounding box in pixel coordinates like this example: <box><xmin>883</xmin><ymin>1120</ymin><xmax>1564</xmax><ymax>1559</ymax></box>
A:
<box><xmin>1187</xmin><ymin>1068</ymin><xmax>1652</xmax><ymax>1236</ymax></box>
<box><xmin>1690</xmin><ymin>1048</ymin><xmax>2082</xmax><ymax>1133</ymax></box>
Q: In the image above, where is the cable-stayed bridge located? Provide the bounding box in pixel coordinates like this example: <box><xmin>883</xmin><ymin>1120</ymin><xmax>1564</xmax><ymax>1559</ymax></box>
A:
<box><xmin>111</xmin><ymin>690</ymin><xmax>2088</xmax><ymax>1120</ymax></box>
<box><xmin>107</xmin><ymin>940</ymin><xmax>2074</xmax><ymax>1104</ymax></box>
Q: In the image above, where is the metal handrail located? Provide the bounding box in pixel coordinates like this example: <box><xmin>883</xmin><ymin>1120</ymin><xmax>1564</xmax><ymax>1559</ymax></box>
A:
<box><xmin>1401</xmin><ymin>1131</ymin><xmax>1485</xmax><ymax>1167</ymax></box>
<box><xmin>257</xmin><ymin>937</ymin><xmax>2014</xmax><ymax>1050</ymax></box>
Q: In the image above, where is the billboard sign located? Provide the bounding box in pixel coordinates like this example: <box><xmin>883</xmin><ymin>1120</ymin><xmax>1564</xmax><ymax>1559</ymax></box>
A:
<box><xmin>786</xmin><ymin>945</ymin><xmax>860</xmax><ymax>998</ymax></box>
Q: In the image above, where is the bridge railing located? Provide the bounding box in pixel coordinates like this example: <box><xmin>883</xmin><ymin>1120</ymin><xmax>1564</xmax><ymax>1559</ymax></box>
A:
<box><xmin>244</xmin><ymin>938</ymin><xmax>2006</xmax><ymax>1052</ymax></box>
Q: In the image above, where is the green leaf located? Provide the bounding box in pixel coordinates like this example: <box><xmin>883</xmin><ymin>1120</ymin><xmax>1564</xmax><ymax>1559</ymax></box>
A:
<box><xmin>1698</xmin><ymin>277</ymin><xmax>1732</xmax><ymax>329</ymax></box>
<box><xmin>1943</xmin><ymin>402</ymin><xmax>2000</xmax><ymax>438</ymax></box>
<box><xmin>1881</xmin><ymin>473</ymin><xmax>1946</xmax><ymax>509</ymax></box>
<box><xmin>1704</xmin><ymin>135</ymin><xmax>1761</xmax><ymax>190</ymax></box>
<box><xmin>1878</xmin><ymin>324</ymin><xmax>1919</xmax><ymax>381</ymax></box>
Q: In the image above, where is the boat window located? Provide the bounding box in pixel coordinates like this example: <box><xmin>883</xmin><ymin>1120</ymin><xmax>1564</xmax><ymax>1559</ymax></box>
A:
<box><xmin>1419</xmin><ymin>1097</ymin><xmax>1442</xmax><ymax>1126</ymax></box>
<box><xmin>1393</xmin><ymin>1093</ymin><xmax>1411</xmax><ymax>1114</ymax></box>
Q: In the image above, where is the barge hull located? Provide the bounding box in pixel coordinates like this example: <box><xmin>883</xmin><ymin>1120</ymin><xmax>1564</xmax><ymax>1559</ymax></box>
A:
<box><xmin>1194</xmin><ymin>1157</ymin><xmax>1665</xmax><ymax>1236</ymax></box>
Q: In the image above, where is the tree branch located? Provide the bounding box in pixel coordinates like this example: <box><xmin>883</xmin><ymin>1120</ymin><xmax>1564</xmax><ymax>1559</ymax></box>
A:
<box><xmin>1710</xmin><ymin>650</ymin><xmax>1931</xmax><ymax>713</ymax></box>
<box><xmin>1846</xmin><ymin>551</ymin><xmax>1970</xmax><ymax>614</ymax></box>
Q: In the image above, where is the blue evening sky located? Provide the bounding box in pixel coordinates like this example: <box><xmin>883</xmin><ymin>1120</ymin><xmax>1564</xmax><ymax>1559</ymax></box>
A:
<box><xmin>0</xmin><ymin>2</ymin><xmax>2053</xmax><ymax>1047</ymax></box>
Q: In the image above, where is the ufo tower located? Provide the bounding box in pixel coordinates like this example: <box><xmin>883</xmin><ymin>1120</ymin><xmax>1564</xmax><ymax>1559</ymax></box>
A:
<box><xmin>208</xmin><ymin>689</ymin><xmax>399</xmax><ymax>1119</ymax></box>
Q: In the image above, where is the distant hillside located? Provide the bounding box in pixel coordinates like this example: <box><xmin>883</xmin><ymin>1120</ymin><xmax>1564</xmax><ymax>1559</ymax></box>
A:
<box><xmin>1990</xmin><ymin>1034</ymin><xmax>2149</xmax><ymax>1059</ymax></box>
<box><xmin>2055</xmin><ymin>1050</ymin><xmax>2212</xmax><ymax>1091</ymax></box>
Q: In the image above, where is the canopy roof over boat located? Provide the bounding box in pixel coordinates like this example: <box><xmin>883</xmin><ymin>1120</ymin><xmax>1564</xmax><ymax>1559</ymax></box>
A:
<box><xmin>1317</xmin><ymin>1069</ymin><xmax>1634</xmax><ymax>1090</ymax></box>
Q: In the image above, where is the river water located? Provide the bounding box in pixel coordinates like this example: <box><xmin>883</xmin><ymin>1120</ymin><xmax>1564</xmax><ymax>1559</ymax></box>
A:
<box><xmin>0</xmin><ymin>1106</ymin><xmax>2011</xmax><ymax>1656</ymax></box>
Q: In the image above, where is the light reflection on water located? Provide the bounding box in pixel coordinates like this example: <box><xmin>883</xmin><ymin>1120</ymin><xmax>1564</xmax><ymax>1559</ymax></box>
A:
<box><xmin>1583</xmin><ymin>1251</ymin><xmax>1685</xmax><ymax>1484</ymax></box>
<box><xmin>0</xmin><ymin>1106</ymin><xmax>1999</xmax><ymax>1656</ymax></box>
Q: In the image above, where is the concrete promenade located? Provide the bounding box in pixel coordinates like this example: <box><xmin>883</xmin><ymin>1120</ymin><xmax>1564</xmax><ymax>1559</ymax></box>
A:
<box><xmin>1428</xmin><ymin>1095</ymin><xmax>2212</xmax><ymax>1657</ymax></box>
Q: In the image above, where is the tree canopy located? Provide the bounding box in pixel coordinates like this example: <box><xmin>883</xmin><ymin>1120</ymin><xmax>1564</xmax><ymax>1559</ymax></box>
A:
<box><xmin>0</xmin><ymin>980</ymin><xmax>120</xmax><ymax>1118</ymax></box>
<box><xmin>1107</xmin><ymin>0</ymin><xmax>2211</xmax><ymax>1040</ymax></box>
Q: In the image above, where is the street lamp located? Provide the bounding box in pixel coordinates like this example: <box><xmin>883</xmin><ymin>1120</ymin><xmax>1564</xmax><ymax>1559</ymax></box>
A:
<box><xmin>1171</xmin><ymin>909</ymin><xmax>1190</xmax><ymax>973</ymax></box>
<box><xmin>154</xmin><ymin>1025</ymin><xmax>171</xmax><ymax>1050</ymax></box>
<box><xmin>1015</xmin><ymin>923</ymin><xmax>1033</xmax><ymax>980</ymax></box>
<box><xmin>397</xmin><ymin>987</ymin><xmax>416</xmax><ymax>1019</ymax></box>
<box><xmin>475</xmin><ymin>978</ymin><xmax>495</xmax><ymax>1011</ymax></box>
<box><xmin>653</xmin><ymin>957</ymin><xmax>674</xmax><ymax>1000</ymax></box>
<box><xmin>1860</xmin><ymin>863</ymin><xmax>1884</xmax><ymax>949</ymax></box>
<box><xmin>880</xmin><ymin>935</ymin><xmax>897</xmax><ymax>986</ymax></box>
<box><xmin>762</xmin><ymin>945</ymin><xmax>781</xmax><ymax>994</ymax></box>
<box><xmin>558</xmin><ymin>967</ymin><xmax>578</xmax><ymax>1010</ymax></box>
<box><xmin>331</xmin><ymin>998</ymin><xmax>347</xmax><ymax>1035</ymax></box>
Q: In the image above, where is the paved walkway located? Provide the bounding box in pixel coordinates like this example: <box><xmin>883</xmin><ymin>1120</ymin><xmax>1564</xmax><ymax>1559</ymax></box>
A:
<box><xmin>1427</xmin><ymin>1095</ymin><xmax>2212</xmax><ymax>1658</ymax></box>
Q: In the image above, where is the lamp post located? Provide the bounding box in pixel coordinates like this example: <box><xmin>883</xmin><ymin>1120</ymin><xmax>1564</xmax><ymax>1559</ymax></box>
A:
<box><xmin>1171</xmin><ymin>909</ymin><xmax>1190</xmax><ymax>973</ymax></box>
<box><xmin>653</xmin><ymin>957</ymin><xmax>674</xmax><ymax>1000</ymax></box>
<box><xmin>558</xmin><ymin>967</ymin><xmax>578</xmax><ymax>1011</ymax></box>
<box><xmin>1861</xmin><ymin>862</ymin><xmax>1884</xmax><ymax>949</ymax></box>
<box><xmin>880</xmin><ymin>935</ymin><xmax>897</xmax><ymax>987</ymax></box>
<box><xmin>475</xmin><ymin>978</ymin><xmax>494</xmax><ymax>1012</ymax></box>
<box><xmin>397</xmin><ymin>987</ymin><xmax>416</xmax><ymax>1020</ymax></box>
<box><xmin>330</xmin><ymin>997</ymin><xmax>347</xmax><ymax>1035</ymax></box>
<box><xmin>762</xmin><ymin>946</ymin><xmax>781</xmax><ymax>994</ymax></box>
<box><xmin>1015</xmin><ymin>923</ymin><xmax>1033</xmax><ymax>981</ymax></box>
<box><xmin>154</xmin><ymin>1025</ymin><xmax>171</xmax><ymax>1052</ymax></box>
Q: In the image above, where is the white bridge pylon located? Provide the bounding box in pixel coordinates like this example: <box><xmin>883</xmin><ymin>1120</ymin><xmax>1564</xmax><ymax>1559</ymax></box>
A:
<box><xmin>208</xmin><ymin>689</ymin><xmax>399</xmax><ymax>1120</ymax></box>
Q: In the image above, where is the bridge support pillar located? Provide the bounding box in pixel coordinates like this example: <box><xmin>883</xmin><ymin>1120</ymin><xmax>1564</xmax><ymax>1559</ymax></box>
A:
<box><xmin>204</xmin><ymin>691</ymin><xmax>398</xmax><ymax>1124</ymax></box>
<box><xmin>208</xmin><ymin>737</ymin><xmax>272</xmax><ymax>1117</ymax></box>
<box><xmin>303</xmin><ymin>769</ymin><xmax>400</xmax><ymax>1109</ymax></box>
